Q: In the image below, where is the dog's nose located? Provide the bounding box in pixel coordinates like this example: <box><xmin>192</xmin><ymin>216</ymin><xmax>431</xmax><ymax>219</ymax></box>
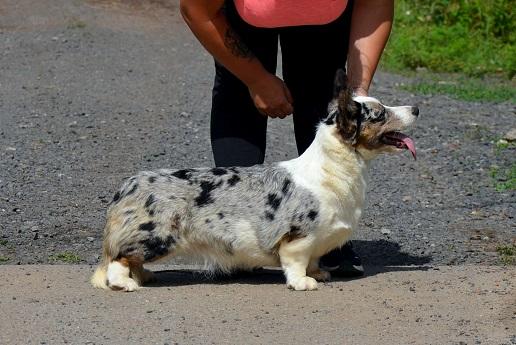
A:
<box><xmin>411</xmin><ymin>106</ymin><xmax>419</xmax><ymax>117</ymax></box>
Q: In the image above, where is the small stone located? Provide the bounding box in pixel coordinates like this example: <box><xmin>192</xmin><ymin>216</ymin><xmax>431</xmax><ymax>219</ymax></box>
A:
<box><xmin>87</xmin><ymin>237</ymin><xmax>95</xmax><ymax>242</ymax></box>
<box><xmin>503</xmin><ymin>128</ymin><xmax>516</xmax><ymax>142</ymax></box>
<box><xmin>5</xmin><ymin>147</ymin><xmax>16</xmax><ymax>151</ymax></box>
<box><xmin>380</xmin><ymin>228</ymin><xmax>391</xmax><ymax>235</ymax></box>
<box><xmin>402</xmin><ymin>195</ymin><xmax>412</xmax><ymax>202</ymax></box>
<box><xmin>481</xmin><ymin>236</ymin><xmax>489</xmax><ymax>241</ymax></box>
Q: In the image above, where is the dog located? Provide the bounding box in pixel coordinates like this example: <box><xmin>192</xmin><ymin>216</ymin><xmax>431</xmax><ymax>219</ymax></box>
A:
<box><xmin>91</xmin><ymin>70</ymin><xmax>419</xmax><ymax>291</ymax></box>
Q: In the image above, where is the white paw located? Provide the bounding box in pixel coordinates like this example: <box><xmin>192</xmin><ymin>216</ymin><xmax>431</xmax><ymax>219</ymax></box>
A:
<box><xmin>109</xmin><ymin>278</ymin><xmax>140</xmax><ymax>292</ymax></box>
<box><xmin>287</xmin><ymin>276</ymin><xmax>318</xmax><ymax>291</ymax></box>
<box><xmin>307</xmin><ymin>269</ymin><xmax>331</xmax><ymax>282</ymax></box>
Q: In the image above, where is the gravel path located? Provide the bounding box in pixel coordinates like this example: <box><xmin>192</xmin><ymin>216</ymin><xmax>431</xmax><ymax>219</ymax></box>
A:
<box><xmin>0</xmin><ymin>0</ymin><xmax>514</xmax><ymax>267</ymax></box>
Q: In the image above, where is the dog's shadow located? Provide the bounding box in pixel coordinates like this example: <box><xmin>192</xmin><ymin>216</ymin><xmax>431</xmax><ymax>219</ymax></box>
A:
<box><xmin>148</xmin><ymin>239</ymin><xmax>432</xmax><ymax>287</ymax></box>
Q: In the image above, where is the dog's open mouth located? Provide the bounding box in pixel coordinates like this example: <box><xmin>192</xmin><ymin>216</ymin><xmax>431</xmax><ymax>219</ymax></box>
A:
<box><xmin>381</xmin><ymin>132</ymin><xmax>416</xmax><ymax>159</ymax></box>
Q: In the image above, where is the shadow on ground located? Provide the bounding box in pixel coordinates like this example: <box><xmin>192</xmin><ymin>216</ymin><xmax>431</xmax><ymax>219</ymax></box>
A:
<box><xmin>148</xmin><ymin>240</ymin><xmax>432</xmax><ymax>288</ymax></box>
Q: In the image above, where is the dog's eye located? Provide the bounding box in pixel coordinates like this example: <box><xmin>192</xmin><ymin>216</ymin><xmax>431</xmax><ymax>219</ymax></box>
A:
<box><xmin>369</xmin><ymin>109</ymin><xmax>385</xmax><ymax>122</ymax></box>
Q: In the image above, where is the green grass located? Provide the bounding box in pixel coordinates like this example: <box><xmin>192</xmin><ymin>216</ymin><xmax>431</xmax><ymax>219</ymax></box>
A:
<box><xmin>0</xmin><ymin>256</ymin><xmax>9</xmax><ymax>263</ymax></box>
<box><xmin>400</xmin><ymin>77</ymin><xmax>516</xmax><ymax>103</ymax></box>
<box><xmin>383</xmin><ymin>0</ymin><xmax>515</xmax><ymax>78</ymax></box>
<box><xmin>496</xmin><ymin>244</ymin><xmax>516</xmax><ymax>265</ymax></box>
<box><xmin>489</xmin><ymin>164</ymin><xmax>516</xmax><ymax>192</ymax></box>
<box><xmin>0</xmin><ymin>239</ymin><xmax>8</xmax><ymax>246</ymax></box>
<box><xmin>49</xmin><ymin>251</ymin><xmax>82</xmax><ymax>264</ymax></box>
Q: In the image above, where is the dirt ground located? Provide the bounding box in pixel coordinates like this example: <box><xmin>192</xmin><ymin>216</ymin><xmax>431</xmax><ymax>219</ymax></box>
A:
<box><xmin>0</xmin><ymin>1</ymin><xmax>515</xmax><ymax>343</ymax></box>
<box><xmin>0</xmin><ymin>265</ymin><xmax>515</xmax><ymax>345</ymax></box>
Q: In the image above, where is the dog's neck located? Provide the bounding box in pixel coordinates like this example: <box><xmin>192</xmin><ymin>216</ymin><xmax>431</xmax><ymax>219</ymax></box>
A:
<box><xmin>281</xmin><ymin>123</ymin><xmax>371</xmax><ymax>206</ymax></box>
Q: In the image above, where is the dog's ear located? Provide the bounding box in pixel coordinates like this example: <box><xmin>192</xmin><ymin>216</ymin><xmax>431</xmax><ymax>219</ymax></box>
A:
<box><xmin>333</xmin><ymin>69</ymin><xmax>347</xmax><ymax>98</ymax></box>
<box><xmin>336</xmin><ymin>84</ymin><xmax>362</xmax><ymax>145</ymax></box>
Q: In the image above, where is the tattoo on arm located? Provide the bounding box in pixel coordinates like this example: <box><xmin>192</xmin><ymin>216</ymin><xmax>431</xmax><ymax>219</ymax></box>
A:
<box><xmin>224</xmin><ymin>26</ymin><xmax>254</xmax><ymax>60</ymax></box>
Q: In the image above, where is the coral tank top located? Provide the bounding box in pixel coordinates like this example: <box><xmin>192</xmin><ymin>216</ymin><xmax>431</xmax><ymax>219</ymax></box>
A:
<box><xmin>234</xmin><ymin>0</ymin><xmax>349</xmax><ymax>28</ymax></box>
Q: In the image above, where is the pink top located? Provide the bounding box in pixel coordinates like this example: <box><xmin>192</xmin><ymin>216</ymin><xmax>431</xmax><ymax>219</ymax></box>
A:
<box><xmin>234</xmin><ymin>0</ymin><xmax>349</xmax><ymax>28</ymax></box>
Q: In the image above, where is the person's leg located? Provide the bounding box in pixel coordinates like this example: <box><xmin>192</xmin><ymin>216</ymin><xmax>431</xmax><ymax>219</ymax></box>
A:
<box><xmin>279</xmin><ymin>1</ymin><xmax>364</xmax><ymax>277</ymax></box>
<box><xmin>279</xmin><ymin>2</ymin><xmax>353</xmax><ymax>154</ymax></box>
<box><xmin>211</xmin><ymin>1</ymin><xmax>278</xmax><ymax>167</ymax></box>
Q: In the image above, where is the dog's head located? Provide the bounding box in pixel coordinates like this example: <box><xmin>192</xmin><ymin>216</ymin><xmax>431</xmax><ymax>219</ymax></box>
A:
<box><xmin>326</xmin><ymin>70</ymin><xmax>419</xmax><ymax>160</ymax></box>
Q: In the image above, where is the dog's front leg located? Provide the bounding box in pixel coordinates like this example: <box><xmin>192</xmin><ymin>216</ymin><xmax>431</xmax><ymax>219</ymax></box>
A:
<box><xmin>278</xmin><ymin>239</ymin><xmax>318</xmax><ymax>291</ymax></box>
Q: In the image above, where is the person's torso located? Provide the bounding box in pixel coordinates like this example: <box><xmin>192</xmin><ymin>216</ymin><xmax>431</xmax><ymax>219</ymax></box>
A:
<box><xmin>234</xmin><ymin>0</ymin><xmax>349</xmax><ymax>28</ymax></box>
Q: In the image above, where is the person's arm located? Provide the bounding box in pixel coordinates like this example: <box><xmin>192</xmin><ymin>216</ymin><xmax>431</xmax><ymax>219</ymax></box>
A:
<box><xmin>347</xmin><ymin>0</ymin><xmax>394</xmax><ymax>96</ymax></box>
<box><xmin>180</xmin><ymin>0</ymin><xmax>293</xmax><ymax>118</ymax></box>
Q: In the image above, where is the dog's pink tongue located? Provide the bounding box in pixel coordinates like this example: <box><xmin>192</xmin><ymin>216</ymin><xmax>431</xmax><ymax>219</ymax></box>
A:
<box><xmin>402</xmin><ymin>136</ymin><xmax>417</xmax><ymax>160</ymax></box>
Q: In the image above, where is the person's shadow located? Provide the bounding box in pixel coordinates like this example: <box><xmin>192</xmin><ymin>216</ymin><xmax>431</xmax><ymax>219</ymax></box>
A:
<box><xmin>148</xmin><ymin>239</ymin><xmax>432</xmax><ymax>288</ymax></box>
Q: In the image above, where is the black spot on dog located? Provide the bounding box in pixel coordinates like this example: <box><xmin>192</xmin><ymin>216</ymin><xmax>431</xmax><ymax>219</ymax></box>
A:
<box><xmin>211</xmin><ymin>167</ymin><xmax>227</xmax><ymax>176</ymax></box>
<box><xmin>205</xmin><ymin>218</ymin><xmax>211</xmax><ymax>224</ymax></box>
<box><xmin>227</xmin><ymin>174</ymin><xmax>241</xmax><ymax>187</ymax></box>
<box><xmin>284</xmin><ymin>225</ymin><xmax>306</xmax><ymax>242</ymax></box>
<box><xmin>139</xmin><ymin>221</ymin><xmax>156</xmax><ymax>231</ymax></box>
<box><xmin>267</xmin><ymin>193</ymin><xmax>282</xmax><ymax>211</ymax></box>
<box><xmin>307</xmin><ymin>210</ymin><xmax>318</xmax><ymax>221</ymax></box>
<box><xmin>217</xmin><ymin>212</ymin><xmax>225</xmax><ymax>219</ymax></box>
<box><xmin>111</xmin><ymin>191</ymin><xmax>121</xmax><ymax>203</ymax></box>
<box><xmin>298</xmin><ymin>214</ymin><xmax>304</xmax><ymax>222</ymax></box>
<box><xmin>282</xmin><ymin>179</ymin><xmax>291</xmax><ymax>195</ymax></box>
<box><xmin>145</xmin><ymin>194</ymin><xmax>156</xmax><ymax>208</ymax></box>
<box><xmin>125</xmin><ymin>183</ymin><xmax>138</xmax><ymax>196</ymax></box>
<box><xmin>195</xmin><ymin>180</ymin><xmax>222</xmax><ymax>207</ymax></box>
<box><xmin>265</xmin><ymin>211</ymin><xmax>275</xmax><ymax>221</ymax></box>
<box><xmin>289</xmin><ymin>225</ymin><xmax>301</xmax><ymax>235</ymax></box>
<box><xmin>172</xmin><ymin>169</ymin><xmax>193</xmax><ymax>180</ymax></box>
<box><xmin>141</xmin><ymin>235</ymin><xmax>176</xmax><ymax>261</ymax></box>
<box><xmin>124</xmin><ymin>209</ymin><xmax>135</xmax><ymax>215</ymax></box>
<box><xmin>148</xmin><ymin>176</ymin><xmax>156</xmax><ymax>183</ymax></box>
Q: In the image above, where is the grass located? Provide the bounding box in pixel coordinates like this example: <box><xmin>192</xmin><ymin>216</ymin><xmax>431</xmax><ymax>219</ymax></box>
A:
<box><xmin>49</xmin><ymin>251</ymin><xmax>82</xmax><ymax>264</ymax></box>
<box><xmin>0</xmin><ymin>256</ymin><xmax>9</xmax><ymax>263</ymax></box>
<box><xmin>399</xmin><ymin>76</ymin><xmax>516</xmax><ymax>103</ymax></box>
<box><xmin>382</xmin><ymin>1</ymin><xmax>515</xmax><ymax>102</ymax></box>
<box><xmin>383</xmin><ymin>0</ymin><xmax>514</xmax><ymax>78</ymax></box>
<box><xmin>489</xmin><ymin>164</ymin><xmax>516</xmax><ymax>192</ymax></box>
<box><xmin>496</xmin><ymin>244</ymin><xmax>516</xmax><ymax>265</ymax></box>
<box><xmin>0</xmin><ymin>239</ymin><xmax>8</xmax><ymax>246</ymax></box>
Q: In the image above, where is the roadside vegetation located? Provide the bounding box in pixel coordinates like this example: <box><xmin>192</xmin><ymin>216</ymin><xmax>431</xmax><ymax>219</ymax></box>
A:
<box><xmin>382</xmin><ymin>0</ymin><xmax>515</xmax><ymax>103</ymax></box>
<box><xmin>496</xmin><ymin>244</ymin><xmax>516</xmax><ymax>265</ymax></box>
<box><xmin>48</xmin><ymin>251</ymin><xmax>82</xmax><ymax>264</ymax></box>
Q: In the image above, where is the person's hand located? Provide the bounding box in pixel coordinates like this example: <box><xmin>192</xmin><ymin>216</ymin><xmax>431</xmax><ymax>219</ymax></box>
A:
<box><xmin>247</xmin><ymin>74</ymin><xmax>293</xmax><ymax>119</ymax></box>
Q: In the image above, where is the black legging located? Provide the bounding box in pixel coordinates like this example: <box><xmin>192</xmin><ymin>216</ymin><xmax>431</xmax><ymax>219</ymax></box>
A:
<box><xmin>211</xmin><ymin>0</ymin><xmax>354</xmax><ymax>166</ymax></box>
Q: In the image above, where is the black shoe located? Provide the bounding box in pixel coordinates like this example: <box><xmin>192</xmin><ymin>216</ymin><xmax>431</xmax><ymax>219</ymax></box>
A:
<box><xmin>320</xmin><ymin>242</ymin><xmax>364</xmax><ymax>277</ymax></box>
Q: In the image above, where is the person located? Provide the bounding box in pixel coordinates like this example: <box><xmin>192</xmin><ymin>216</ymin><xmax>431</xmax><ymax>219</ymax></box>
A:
<box><xmin>179</xmin><ymin>0</ymin><xmax>394</xmax><ymax>276</ymax></box>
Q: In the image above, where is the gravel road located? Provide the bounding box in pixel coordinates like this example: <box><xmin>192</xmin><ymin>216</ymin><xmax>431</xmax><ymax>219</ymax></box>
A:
<box><xmin>0</xmin><ymin>0</ymin><xmax>514</xmax><ymax>268</ymax></box>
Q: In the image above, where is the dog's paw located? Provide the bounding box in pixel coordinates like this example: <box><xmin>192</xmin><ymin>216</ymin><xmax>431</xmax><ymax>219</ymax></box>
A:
<box><xmin>109</xmin><ymin>278</ymin><xmax>140</xmax><ymax>292</ymax></box>
<box><xmin>307</xmin><ymin>269</ymin><xmax>331</xmax><ymax>282</ymax></box>
<box><xmin>287</xmin><ymin>276</ymin><xmax>318</xmax><ymax>291</ymax></box>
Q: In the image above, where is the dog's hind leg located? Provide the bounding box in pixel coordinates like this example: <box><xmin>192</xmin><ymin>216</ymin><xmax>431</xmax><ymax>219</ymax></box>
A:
<box><xmin>278</xmin><ymin>238</ymin><xmax>318</xmax><ymax>291</ymax></box>
<box><xmin>130</xmin><ymin>262</ymin><xmax>156</xmax><ymax>286</ymax></box>
<box><xmin>106</xmin><ymin>257</ymin><xmax>140</xmax><ymax>292</ymax></box>
<box><xmin>307</xmin><ymin>258</ymin><xmax>331</xmax><ymax>282</ymax></box>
